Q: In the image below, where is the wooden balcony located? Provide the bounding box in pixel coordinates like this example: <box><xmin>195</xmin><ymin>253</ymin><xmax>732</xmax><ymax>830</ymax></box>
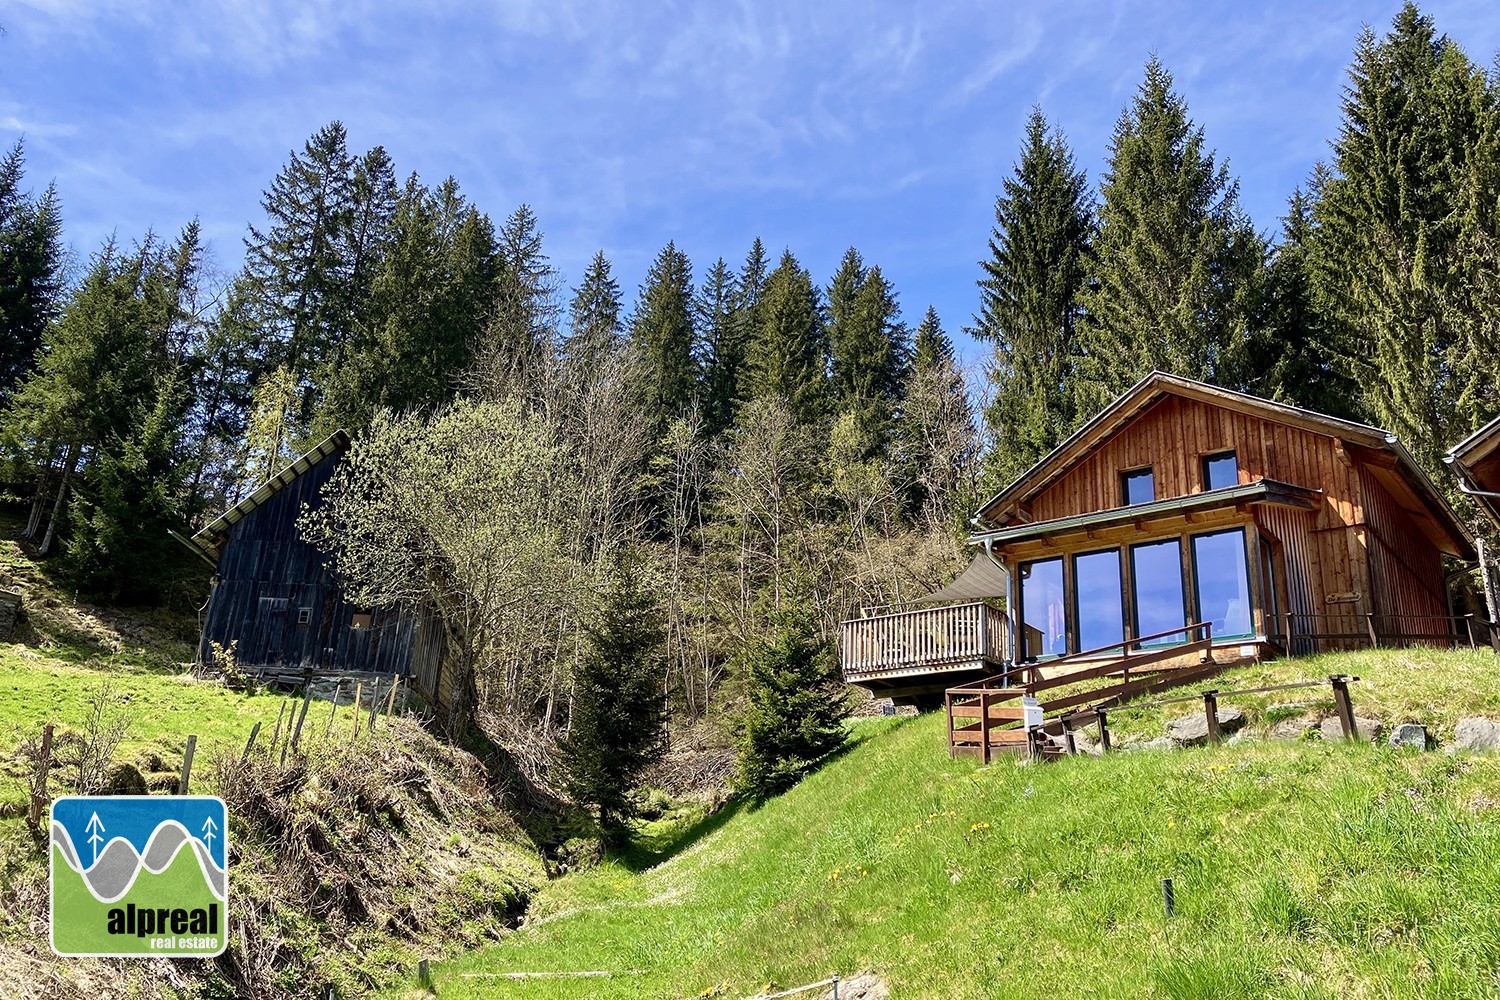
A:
<box><xmin>840</xmin><ymin>602</ymin><xmax>1008</xmax><ymax>703</ymax></box>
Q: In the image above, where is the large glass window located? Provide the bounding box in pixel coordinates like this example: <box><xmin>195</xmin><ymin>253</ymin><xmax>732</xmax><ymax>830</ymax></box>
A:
<box><xmin>1193</xmin><ymin>528</ymin><xmax>1253</xmax><ymax>639</ymax></box>
<box><xmin>1074</xmin><ymin>549</ymin><xmax>1124</xmax><ymax>652</ymax></box>
<box><xmin>1131</xmin><ymin>539</ymin><xmax>1186</xmax><ymax>646</ymax></box>
<box><xmin>1020</xmin><ymin>557</ymin><xmax>1066</xmax><ymax>660</ymax></box>
<box><xmin>1203</xmin><ymin>451</ymin><xmax>1239</xmax><ymax>490</ymax></box>
<box><xmin>1121</xmin><ymin>468</ymin><xmax>1155</xmax><ymax>505</ymax></box>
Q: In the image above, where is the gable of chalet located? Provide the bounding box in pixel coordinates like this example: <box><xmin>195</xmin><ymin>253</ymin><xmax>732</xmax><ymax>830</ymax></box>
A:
<box><xmin>973</xmin><ymin>372</ymin><xmax>1473</xmax><ymax>559</ymax></box>
<box><xmin>1447</xmin><ymin>413</ymin><xmax>1500</xmax><ymax>527</ymax></box>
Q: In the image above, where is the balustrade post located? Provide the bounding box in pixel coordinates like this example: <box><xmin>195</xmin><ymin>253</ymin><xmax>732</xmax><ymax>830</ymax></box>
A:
<box><xmin>979</xmin><ymin>691</ymin><xmax>991</xmax><ymax>765</ymax></box>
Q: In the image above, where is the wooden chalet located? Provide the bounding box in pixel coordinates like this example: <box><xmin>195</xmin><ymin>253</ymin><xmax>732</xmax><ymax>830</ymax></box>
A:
<box><xmin>182</xmin><ymin>432</ymin><xmax>445</xmax><ymax>700</ymax></box>
<box><xmin>1447</xmin><ymin>414</ymin><xmax>1500</xmax><ymax>527</ymax></box>
<box><xmin>842</xmin><ymin>372</ymin><xmax>1476</xmax><ymax>725</ymax></box>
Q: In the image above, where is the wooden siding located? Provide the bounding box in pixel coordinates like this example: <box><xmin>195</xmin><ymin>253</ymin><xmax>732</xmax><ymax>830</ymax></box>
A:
<box><xmin>1359</xmin><ymin>464</ymin><xmax>1449</xmax><ymax>636</ymax></box>
<box><xmin>199</xmin><ymin>453</ymin><xmax>425</xmax><ymax>677</ymax></box>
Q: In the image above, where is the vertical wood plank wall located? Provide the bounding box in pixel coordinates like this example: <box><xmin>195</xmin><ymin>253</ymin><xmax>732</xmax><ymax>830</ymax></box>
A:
<box><xmin>1358</xmin><ymin>465</ymin><xmax>1449</xmax><ymax>636</ymax></box>
<box><xmin>200</xmin><ymin>454</ymin><xmax>421</xmax><ymax>676</ymax></box>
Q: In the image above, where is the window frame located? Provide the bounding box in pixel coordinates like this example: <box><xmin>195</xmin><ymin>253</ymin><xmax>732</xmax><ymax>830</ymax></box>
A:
<box><xmin>1071</xmin><ymin>547</ymin><xmax>1127</xmax><ymax>655</ymax></box>
<box><xmin>1120</xmin><ymin>466</ymin><xmax>1155</xmax><ymax>506</ymax></box>
<box><xmin>1128</xmin><ymin>536</ymin><xmax>1189</xmax><ymax>648</ymax></box>
<box><xmin>1201</xmin><ymin>450</ymin><xmax>1239</xmax><ymax>491</ymax></box>
<box><xmin>1188</xmin><ymin>526</ymin><xmax>1255</xmax><ymax>641</ymax></box>
<box><xmin>1018</xmin><ymin>555</ymin><xmax>1066</xmax><ymax>661</ymax></box>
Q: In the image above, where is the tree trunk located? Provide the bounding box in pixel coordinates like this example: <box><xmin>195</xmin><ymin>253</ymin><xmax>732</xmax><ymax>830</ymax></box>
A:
<box><xmin>39</xmin><ymin>440</ymin><xmax>80</xmax><ymax>557</ymax></box>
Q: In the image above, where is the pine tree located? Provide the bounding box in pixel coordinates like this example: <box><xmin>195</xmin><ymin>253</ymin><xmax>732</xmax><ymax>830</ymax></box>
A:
<box><xmin>1307</xmin><ymin>3</ymin><xmax>1497</xmax><ymax>468</ymax></box>
<box><xmin>0</xmin><ymin>140</ymin><xmax>64</xmax><ymax>402</ymax></box>
<box><xmin>559</xmin><ymin>550</ymin><xmax>666</xmax><ymax>842</ymax></box>
<box><xmin>1244</xmin><ymin>188</ymin><xmax>1359</xmax><ymax>419</ymax></box>
<box><xmin>1074</xmin><ymin>60</ymin><xmax>1266</xmax><ymax>414</ymax></box>
<box><xmin>973</xmin><ymin>110</ymin><xmax>1092</xmax><ymax>487</ymax></box>
<box><xmin>900</xmin><ymin>307</ymin><xmax>978</xmax><ymax>528</ymax></box>
<box><xmin>695</xmin><ymin>257</ymin><xmax>743</xmax><ymax>437</ymax></box>
<box><xmin>742</xmin><ymin>250</ymin><xmax>827</xmax><ymax>425</ymax></box>
<box><xmin>827</xmin><ymin>249</ymin><xmax>907</xmax><ymax>455</ymax></box>
<box><xmin>630</xmin><ymin>242</ymin><xmax>697</xmax><ymax>426</ymax></box>
<box><xmin>483</xmin><ymin>204</ymin><xmax>558</xmax><ymax>381</ymax></box>
<box><xmin>736</xmin><ymin>605</ymin><xmax>848</xmax><ymax>803</ymax></box>
<box><xmin>564</xmin><ymin>250</ymin><xmax>624</xmax><ymax>371</ymax></box>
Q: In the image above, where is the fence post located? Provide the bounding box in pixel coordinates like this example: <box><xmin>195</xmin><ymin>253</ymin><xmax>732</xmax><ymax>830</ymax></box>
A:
<box><xmin>1097</xmin><ymin>709</ymin><xmax>1111</xmax><ymax>753</ymax></box>
<box><xmin>979</xmin><ymin>691</ymin><xmax>991</xmax><ymax>766</ymax></box>
<box><xmin>1330</xmin><ymin>675</ymin><xmax>1356</xmax><ymax>740</ymax></box>
<box><xmin>241</xmin><ymin>722</ymin><xmax>261</xmax><ymax>761</ymax></box>
<box><xmin>1062</xmin><ymin>717</ymin><xmax>1077</xmax><ymax>756</ymax></box>
<box><xmin>831</xmin><ymin>972</ymin><xmax>840</xmax><ymax>1000</ymax></box>
<box><xmin>1283</xmin><ymin>611</ymin><xmax>1293</xmax><ymax>654</ymax></box>
<box><xmin>179</xmin><ymin>735</ymin><xmax>197</xmax><ymax>795</ymax></box>
<box><xmin>945</xmin><ymin>692</ymin><xmax>955</xmax><ymax>760</ymax></box>
<box><xmin>385</xmin><ymin>676</ymin><xmax>400</xmax><ymax>720</ymax></box>
<box><xmin>289</xmin><ymin>670</ymin><xmax>314</xmax><ymax>750</ymax></box>
<box><xmin>1466</xmin><ymin>614</ymin><xmax>1478</xmax><ymax>650</ymax></box>
<box><xmin>1365</xmin><ymin>613</ymin><xmax>1379</xmax><ymax>649</ymax></box>
<box><xmin>27</xmin><ymin>722</ymin><xmax>54</xmax><ymax>831</ymax></box>
<box><xmin>350</xmin><ymin>682</ymin><xmax>363</xmax><ymax>740</ymax></box>
<box><xmin>1203</xmin><ymin>692</ymin><xmax>1220</xmax><ymax>746</ymax></box>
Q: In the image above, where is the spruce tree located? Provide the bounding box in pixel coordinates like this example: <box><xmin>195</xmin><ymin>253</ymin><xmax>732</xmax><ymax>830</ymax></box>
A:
<box><xmin>559</xmin><ymin>550</ymin><xmax>666</xmax><ymax>842</ymax></box>
<box><xmin>1307</xmin><ymin>3</ymin><xmax>1496</xmax><ymax>468</ymax></box>
<box><xmin>629</xmin><ymin>242</ymin><xmax>697</xmax><ymax>427</ymax></box>
<box><xmin>973</xmin><ymin>110</ymin><xmax>1092</xmax><ymax>487</ymax></box>
<box><xmin>0</xmin><ymin>140</ymin><xmax>64</xmax><ymax>402</ymax></box>
<box><xmin>827</xmin><ymin>249</ymin><xmax>907</xmax><ymax>454</ymax></box>
<box><xmin>1074</xmin><ymin>60</ymin><xmax>1265</xmax><ymax>414</ymax></box>
<box><xmin>900</xmin><ymin>308</ymin><xmax>978</xmax><ymax>529</ymax></box>
<box><xmin>485</xmin><ymin>203</ymin><xmax>558</xmax><ymax>378</ymax></box>
<box><xmin>695</xmin><ymin>257</ymin><xmax>743</xmax><ymax>437</ymax></box>
<box><xmin>742</xmin><ymin>250</ymin><xmax>827</xmax><ymax>425</ymax></box>
<box><xmin>564</xmin><ymin>250</ymin><xmax>624</xmax><ymax>371</ymax></box>
<box><xmin>736</xmin><ymin>605</ymin><xmax>848</xmax><ymax>803</ymax></box>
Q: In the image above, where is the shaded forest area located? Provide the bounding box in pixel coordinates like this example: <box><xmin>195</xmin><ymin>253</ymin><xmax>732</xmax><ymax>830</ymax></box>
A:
<box><xmin>2</xmin><ymin>5</ymin><xmax>1498</xmax><ymax>796</ymax></box>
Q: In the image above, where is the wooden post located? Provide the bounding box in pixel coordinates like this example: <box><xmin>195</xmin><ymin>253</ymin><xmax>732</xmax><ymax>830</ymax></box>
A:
<box><xmin>179</xmin><ymin>736</ymin><xmax>197</xmax><ymax>795</ymax></box>
<box><xmin>1365</xmin><ymin>613</ymin><xmax>1379</xmax><ymax>649</ymax></box>
<box><xmin>27</xmin><ymin>722</ymin><xmax>54</xmax><ymax>830</ymax></box>
<box><xmin>1203</xmin><ymin>692</ymin><xmax>1220</xmax><ymax>746</ymax></box>
<box><xmin>241</xmin><ymin>722</ymin><xmax>261</xmax><ymax>761</ymax></box>
<box><xmin>269</xmin><ymin>699</ymin><xmax>288</xmax><ymax>757</ymax></box>
<box><xmin>1331</xmin><ymin>675</ymin><xmax>1357</xmax><ymax>740</ymax></box>
<box><xmin>325</xmin><ymin>679</ymin><xmax>343</xmax><ymax>737</ymax></box>
<box><xmin>350</xmin><ymin>682</ymin><xmax>363</xmax><ymax>740</ymax></box>
<box><xmin>978</xmin><ymin>691</ymin><xmax>991</xmax><ymax>766</ymax></box>
<box><xmin>1466</xmin><ymin>614</ymin><xmax>1478</xmax><ymax>650</ymax></box>
<box><xmin>1097</xmin><ymin>709</ymin><xmax>1111</xmax><ymax>753</ymax></box>
<box><xmin>290</xmin><ymin>673</ymin><xmax>313</xmax><ymax>750</ymax></box>
<box><xmin>418</xmin><ymin>958</ymin><xmax>432</xmax><ymax>990</ymax></box>
<box><xmin>945</xmin><ymin>692</ymin><xmax>955</xmax><ymax>760</ymax></box>
<box><xmin>367</xmin><ymin>676</ymin><xmax>384</xmax><ymax>732</ymax></box>
<box><xmin>385</xmin><ymin>675</ymin><xmax>400</xmax><ymax>719</ymax></box>
<box><xmin>1283</xmin><ymin>611</ymin><xmax>1293</xmax><ymax>654</ymax></box>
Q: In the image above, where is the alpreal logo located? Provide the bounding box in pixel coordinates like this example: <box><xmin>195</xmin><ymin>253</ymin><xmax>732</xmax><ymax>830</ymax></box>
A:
<box><xmin>50</xmin><ymin>795</ymin><xmax>228</xmax><ymax>957</ymax></box>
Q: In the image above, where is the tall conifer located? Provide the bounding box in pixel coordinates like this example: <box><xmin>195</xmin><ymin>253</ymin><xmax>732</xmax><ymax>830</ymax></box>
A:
<box><xmin>743</xmin><ymin>250</ymin><xmax>827</xmax><ymax>425</ymax></box>
<box><xmin>630</xmin><ymin>242</ymin><xmax>697</xmax><ymax>427</ymax></box>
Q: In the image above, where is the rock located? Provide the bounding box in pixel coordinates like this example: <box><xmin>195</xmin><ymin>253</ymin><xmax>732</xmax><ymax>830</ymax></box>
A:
<box><xmin>1267</xmin><ymin>701</ymin><xmax>1315</xmax><ymax>715</ymax></box>
<box><xmin>102</xmin><ymin>762</ymin><xmax>147</xmax><ymax>795</ymax></box>
<box><xmin>1132</xmin><ymin>736</ymin><xmax>1177</xmax><ymax>753</ymax></box>
<box><xmin>1387</xmin><ymin>723</ymin><xmax>1430</xmax><ymax>750</ymax></box>
<box><xmin>1166</xmin><ymin>707</ymin><xmax>1246</xmax><ymax>746</ymax></box>
<box><xmin>1320</xmin><ymin>716</ymin><xmax>1385</xmax><ymax>743</ymax></box>
<box><xmin>824</xmin><ymin>973</ymin><xmax>889</xmax><ymax>1000</ymax></box>
<box><xmin>1455</xmin><ymin>717</ymin><xmax>1500</xmax><ymax>751</ymax></box>
<box><xmin>1270</xmin><ymin>717</ymin><xmax>1314</xmax><ymax>741</ymax></box>
<box><xmin>1225</xmin><ymin>730</ymin><xmax>1254</xmax><ymax>746</ymax></box>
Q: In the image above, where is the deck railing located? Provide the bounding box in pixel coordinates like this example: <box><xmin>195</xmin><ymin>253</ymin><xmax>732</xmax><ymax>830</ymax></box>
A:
<box><xmin>840</xmin><ymin>601</ymin><xmax>1007</xmax><ymax>680</ymax></box>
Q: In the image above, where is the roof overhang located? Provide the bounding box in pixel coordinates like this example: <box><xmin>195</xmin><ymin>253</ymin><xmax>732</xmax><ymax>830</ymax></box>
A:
<box><xmin>188</xmin><ymin>430</ymin><xmax>351</xmax><ymax>565</ymax></box>
<box><xmin>968</xmin><ymin>479</ymin><xmax>1320</xmax><ymax>549</ymax></box>
<box><xmin>1447</xmin><ymin>414</ymin><xmax>1500</xmax><ymax>527</ymax></box>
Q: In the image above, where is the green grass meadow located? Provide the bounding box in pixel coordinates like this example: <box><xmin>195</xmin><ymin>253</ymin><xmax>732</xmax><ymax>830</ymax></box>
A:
<box><xmin>398</xmin><ymin>648</ymin><xmax>1500</xmax><ymax>1000</ymax></box>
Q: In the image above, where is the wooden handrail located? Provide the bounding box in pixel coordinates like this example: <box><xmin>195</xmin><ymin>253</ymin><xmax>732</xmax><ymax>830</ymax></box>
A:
<box><xmin>840</xmin><ymin>602</ymin><xmax>1008</xmax><ymax>679</ymax></box>
<box><xmin>950</xmin><ymin>622</ymin><xmax>1214</xmax><ymax>693</ymax></box>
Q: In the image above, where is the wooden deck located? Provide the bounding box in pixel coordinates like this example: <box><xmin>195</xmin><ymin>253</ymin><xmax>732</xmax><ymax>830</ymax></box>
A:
<box><xmin>840</xmin><ymin>602</ymin><xmax>1008</xmax><ymax>701</ymax></box>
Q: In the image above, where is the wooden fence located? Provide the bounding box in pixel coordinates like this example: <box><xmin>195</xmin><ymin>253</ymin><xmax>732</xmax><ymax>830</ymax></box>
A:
<box><xmin>840</xmin><ymin>602</ymin><xmax>1007</xmax><ymax>680</ymax></box>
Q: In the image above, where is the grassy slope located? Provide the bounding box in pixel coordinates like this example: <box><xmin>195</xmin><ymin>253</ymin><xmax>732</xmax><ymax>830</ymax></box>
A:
<box><xmin>409</xmin><ymin>648</ymin><xmax>1500</xmax><ymax>1000</ymax></box>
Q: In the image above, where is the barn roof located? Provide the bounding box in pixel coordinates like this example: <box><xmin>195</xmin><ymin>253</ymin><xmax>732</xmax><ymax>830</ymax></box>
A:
<box><xmin>184</xmin><ymin>430</ymin><xmax>351</xmax><ymax>565</ymax></box>
<box><xmin>973</xmin><ymin>371</ymin><xmax>1473</xmax><ymax>557</ymax></box>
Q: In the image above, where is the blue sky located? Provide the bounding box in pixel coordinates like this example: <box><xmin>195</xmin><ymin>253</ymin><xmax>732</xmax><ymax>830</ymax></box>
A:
<box><xmin>3</xmin><ymin>1</ymin><xmax>1499</xmax><ymax>369</ymax></box>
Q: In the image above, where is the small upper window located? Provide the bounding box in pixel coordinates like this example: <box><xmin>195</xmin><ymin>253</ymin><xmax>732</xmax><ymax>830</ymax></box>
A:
<box><xmin>1203</xmin><ymin>451</ymin><xmax>1239</xmax><ymax>491</ymax></box>
<box><xmin>296</xmin><ymin>607</ymin><xmax>312</xmax><ymax>627</ymax></box>
<box><xmin>1121</xmin><ymin>468</ymin><xmax>1155</xmax><ymax>506</ymax></box>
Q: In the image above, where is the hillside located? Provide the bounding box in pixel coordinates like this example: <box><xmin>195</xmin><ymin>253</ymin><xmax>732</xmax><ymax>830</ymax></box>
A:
<box><xmin>403</xmin><ymin>647</ymin><xmax>1500</xmax><ymax>999</ymax></box>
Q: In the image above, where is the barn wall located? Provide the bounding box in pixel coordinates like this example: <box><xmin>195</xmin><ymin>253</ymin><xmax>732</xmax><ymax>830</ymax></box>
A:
<box><xmin>200</xmin><ymin>453</ymin><xmax>421</xmax><ymax>676</ymax></box>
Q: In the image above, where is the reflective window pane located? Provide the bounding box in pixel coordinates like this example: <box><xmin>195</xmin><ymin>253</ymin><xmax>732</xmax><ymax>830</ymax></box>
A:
<box><xmin>1121</xmin><ymin>468</ymin><xmax>1154</xmax><ymax>505</ymax></box>
<box><xmin>1193</xmin><ymin>528</ymin><xmax>1253</xmax><ymax>639</ymax></box>
<box><xmin>1131</xmin><ymin>539</ymin><xmax>1186</xmax><ymax>646</ymax></box>
<box><xmin>1074</xmin><ymin>549</ymin><xmax>1124</xmax><ymax>652</ymax></box>
<box><xmin>1203</xmin><ymin>451</ymin><xmax>1239</xmax><ymax>490</ymax></box>
<box><xmin>1020</xmin><ymin>557</ymin><xmax>1066</xmax><ymax>659</ymax></box>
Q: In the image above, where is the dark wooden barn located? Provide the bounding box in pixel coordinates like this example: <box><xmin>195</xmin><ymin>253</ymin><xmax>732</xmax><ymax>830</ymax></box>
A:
<box><xmin>183</xmin><ymin>432</ymin><xmax>443</xmax><ymax>696</ymax></box>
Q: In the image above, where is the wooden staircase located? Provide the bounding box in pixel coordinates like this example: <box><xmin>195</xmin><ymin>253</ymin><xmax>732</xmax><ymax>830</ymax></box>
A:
<box><xmin>946</xmin><ymin>622</ymin><xmax>1223</xmax><ymax>762</ymax></box>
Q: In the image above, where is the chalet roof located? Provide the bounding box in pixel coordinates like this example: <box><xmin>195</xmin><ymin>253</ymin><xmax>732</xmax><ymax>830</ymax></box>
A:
<box><xmin>1446</xmin><ymin>413</ymin><xmax>1500</xmax><ymax>525</ymax></box>
<box><xmin>969</xmin><ymin>479</ymin><xmax>1320</xmax><ymax>548</ymax></box>
<box><xmin>973</xmin><ymin>371</ymin><xmax>1474</xmax><ymax>558</ymax></box>
<box><xmin>184</xmin><ymin>430</ymin><xmax>351</xmax><ymax>565</ymax></box>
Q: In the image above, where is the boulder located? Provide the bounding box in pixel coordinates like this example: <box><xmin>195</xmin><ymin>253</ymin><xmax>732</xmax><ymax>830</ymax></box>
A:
<box><xmin>824</xmin><ymin>973</ymin><xmax>889</xmax><ymax>1000</ymax></box>
<box><xmin>1454</xmin><ymin>717</ymin><xmax>1500</xmax><ymax>751</ymax></box>
<box><xmin>1320</xmin><ymin>716</ymin><xmax>1385</xmax><ymax>743</ymax></box>
<box><xmin>1270</xmin><ymin>717</ymin><xmax>1315</xmax><ymax>741</ymax></box>
<box><xmin>1166</xmin><ymin>707</ymin><xmax>1246</xmax><ymax>746</ymax></box>
<box><xmin>1387</xmin><ymin>723</ymin><xmax>1430</xmax><ymax>750</ymax></box>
